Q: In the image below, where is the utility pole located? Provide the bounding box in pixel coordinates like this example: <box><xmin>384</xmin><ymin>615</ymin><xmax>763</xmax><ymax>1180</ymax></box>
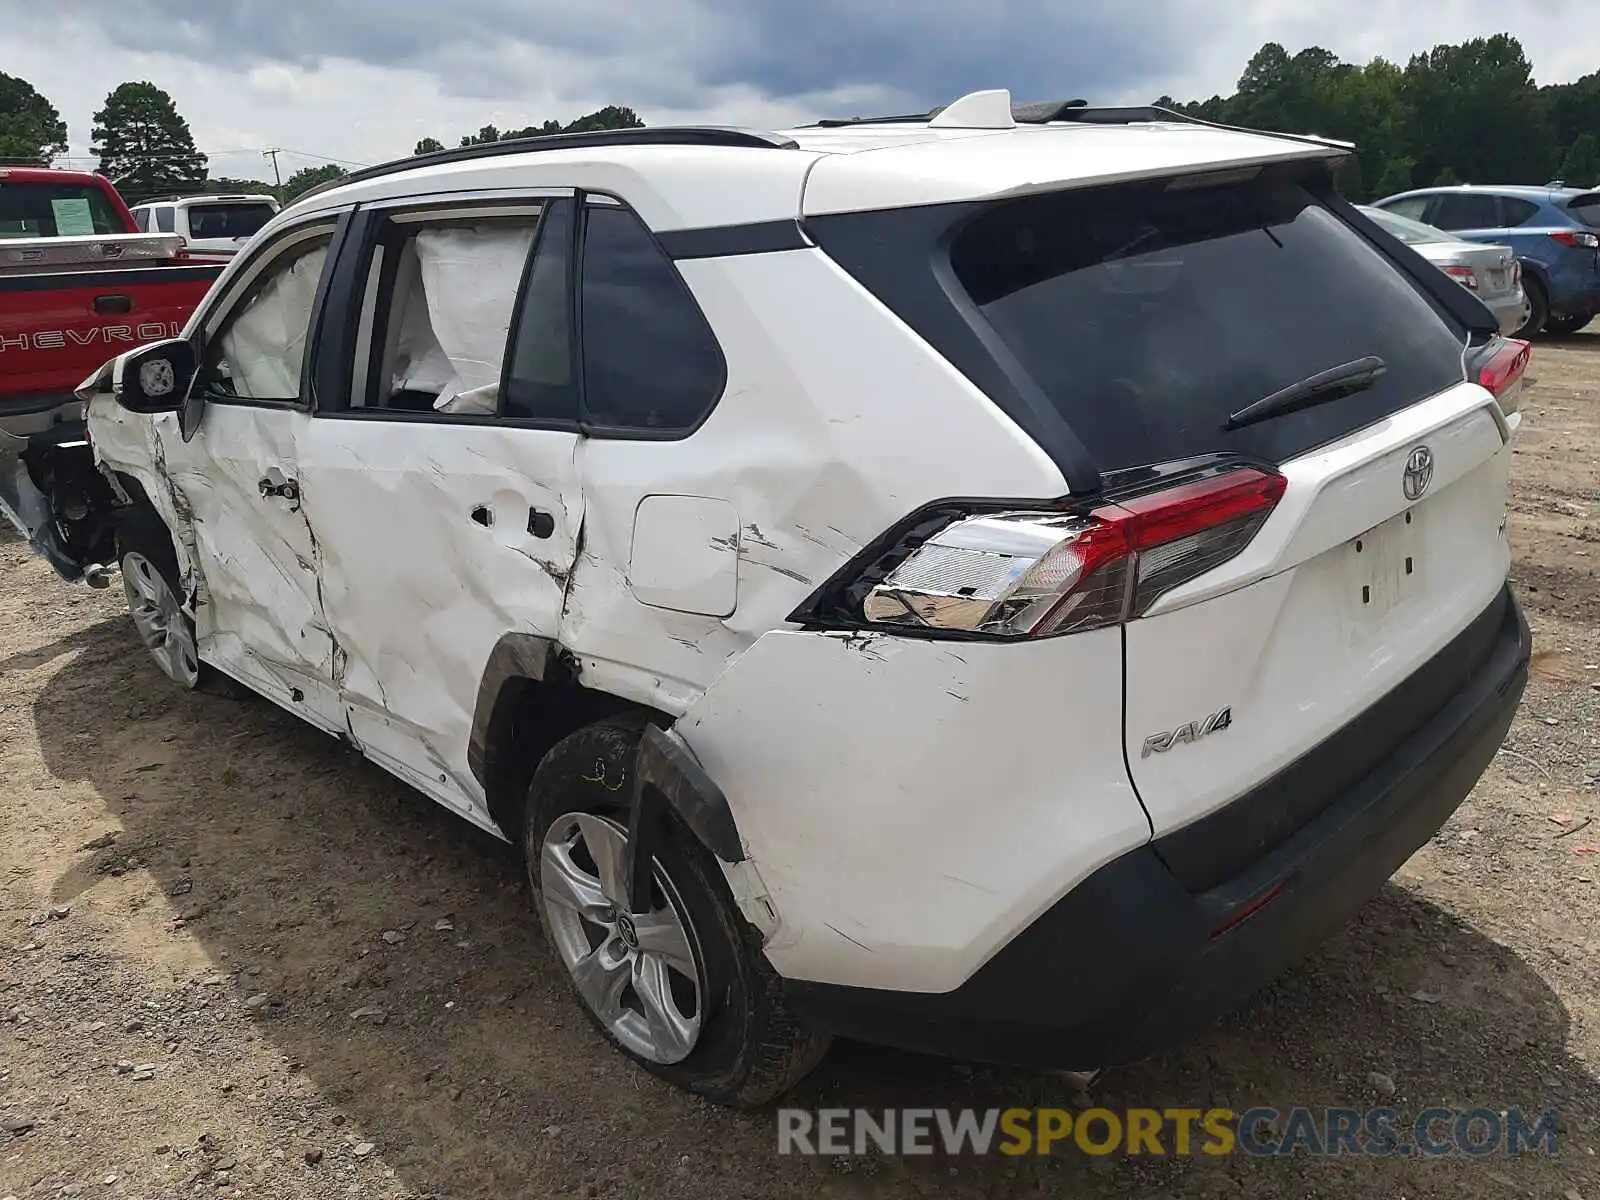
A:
<box><xmin>263</xmin><ymin>148</ymin><xmax>283</xmax><ymax>200</ymax></box>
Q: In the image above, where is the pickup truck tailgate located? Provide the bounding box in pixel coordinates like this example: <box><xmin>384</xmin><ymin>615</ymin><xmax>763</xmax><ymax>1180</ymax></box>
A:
<box><xmin>0</xmin><ymin>234</ymin><xmax>220</xmax><ymax>434</ymax></box>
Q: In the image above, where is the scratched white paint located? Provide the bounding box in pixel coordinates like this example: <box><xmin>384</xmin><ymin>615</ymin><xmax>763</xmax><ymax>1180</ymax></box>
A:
<box><xmin>294</xmin><ymin>416</ymin><xmax>584</xmax><ymax>830</ymax></box>
<box><xmin>676</xmin><ymin>626</ymin><xmax>1150</xmax><ymax>993</ymax></box>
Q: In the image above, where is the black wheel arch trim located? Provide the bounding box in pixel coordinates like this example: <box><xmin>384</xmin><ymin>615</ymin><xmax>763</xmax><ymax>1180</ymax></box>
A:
<box><xmin>470</xmin><ymin>633</ymin><xmax>744</xmax><ymax>867</ymax></box>
<box><xmin>634</xmin><ymin>723</ymin><xmax>743</xmax><ymax>863</ymax></box>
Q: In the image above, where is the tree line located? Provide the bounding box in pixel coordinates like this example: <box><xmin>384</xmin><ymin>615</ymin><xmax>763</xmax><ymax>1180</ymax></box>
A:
<box><xmin>0</xmin><ymin>74</ymin><xmax>640</xmax><ymax>205</ymax></box>
<box><xmin>1159</xmin><ymin>34</ymin><xmax>1599</xmax><ymax>199</ymax></box>
<box><xmin>2</xmin><ymin>33</ymin><xmax>1596</xmax><ymax>207</ymax></box>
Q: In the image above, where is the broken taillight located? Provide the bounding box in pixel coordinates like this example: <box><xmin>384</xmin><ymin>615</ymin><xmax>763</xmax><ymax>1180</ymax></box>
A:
<box><xmin>1471</xmin><ymin>336</ymin><xmax>1531</xmax><ymax>417</ymax></box>
<box><xmin>800</xmin><ymin>466</ymin><xmax>1286</xmax><ymax>640</ymax></box>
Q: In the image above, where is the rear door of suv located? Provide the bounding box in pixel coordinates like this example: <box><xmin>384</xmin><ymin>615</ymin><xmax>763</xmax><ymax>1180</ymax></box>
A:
<box><xmin>809</xmin><ymin>158</ymin><xmax>1519</xmax><ymax>867</ymax></box>
<box><xmin>292</xmin><ymin>190</ymin><xmax>585</xmax><ymax>829</ymax></box>
<box><xmin>958</xmin><ymin>174</ymin><xmax>1517</xmax><ymax>855</ymax></box>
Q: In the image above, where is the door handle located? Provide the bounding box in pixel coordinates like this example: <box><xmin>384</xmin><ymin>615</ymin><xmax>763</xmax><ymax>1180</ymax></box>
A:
<box><xmin>528</xmin><ymin>508</ymin><xmax>555</xmax><ymax>539</ymax></box>
<box><xmin>258</xmin><ymin>476</ymin><xmax>300</xmax><ymax>503</ymax></box>
<box><xmin>93</xmin><ymin>294</ymin><xmax>133</xmax><ymax>316</ymax></box>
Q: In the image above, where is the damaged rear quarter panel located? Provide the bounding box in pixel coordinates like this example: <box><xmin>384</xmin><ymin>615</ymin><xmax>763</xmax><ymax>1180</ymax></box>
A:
<box><xmin>557</xmin><ymin>247</ymin><xmax>1066</xmax><ymax>716</ymax></box>
<box><xmin>675</xmin><ymin>626</ymin><xmax>1150</xmax><ymax>993</ymax></box>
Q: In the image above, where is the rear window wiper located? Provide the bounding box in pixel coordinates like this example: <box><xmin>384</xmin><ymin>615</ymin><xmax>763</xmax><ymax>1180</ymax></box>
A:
<box><xmin>1224</xmin><ymin>356</ymin><xmax>1387</xmax><ymax>432</ymax></box>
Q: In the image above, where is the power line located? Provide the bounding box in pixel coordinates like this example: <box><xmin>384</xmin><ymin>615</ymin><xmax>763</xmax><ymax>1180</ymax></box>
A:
<box><xmin>25</xmin><ymin>146</ymin><xmax>374</xmax><ymax>169</ymax></box>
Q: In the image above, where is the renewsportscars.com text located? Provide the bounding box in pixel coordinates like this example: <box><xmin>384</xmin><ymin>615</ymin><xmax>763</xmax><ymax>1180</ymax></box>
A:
<box><xmin>776</xmin><ymin>1107</ymin><xmax>1560</xmax><ymax>1158</ymax></box>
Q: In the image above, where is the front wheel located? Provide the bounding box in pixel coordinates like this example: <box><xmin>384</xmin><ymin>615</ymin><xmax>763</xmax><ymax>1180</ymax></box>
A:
<box><xmin>524</xmin><ymin>718</ymin><xmax>830</xmax><ymax>1107</ymax></box>
<box><xmin>118</xmin><ymin>525</ymin><xmax>202</xmax><ymax>690</ymax></box>
<box><xmin>116</xmin><ymin>508</ymin><xmax>244</xmax><ymax>696</ymax></box>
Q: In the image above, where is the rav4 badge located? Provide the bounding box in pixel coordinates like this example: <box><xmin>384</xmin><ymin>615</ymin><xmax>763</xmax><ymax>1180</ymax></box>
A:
<box><xmin>1142</xmin><ymin>708</ymin><xmax>1232</xmax><ymax>758</ymax></box>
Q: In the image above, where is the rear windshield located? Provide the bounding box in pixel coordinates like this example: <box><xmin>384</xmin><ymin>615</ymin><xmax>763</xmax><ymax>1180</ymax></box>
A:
<box><xmin>0</xmin><ymin>182</ymin><xmax>123</xmax><ymax>239</ymax></box>
<box><xmin>948</xmin><ymin>178</ymin><xmax>1467</xmax><ymax>472</ymax></box>
<box><xmin>1363</xmin><ymin>205</ymin><xmax>1449</xmax><ymax>246</ymax></box>
<box><xmin>186</xmin><ymin>202</ymin><xmax>275</xmax><ymax>240</ymax></box>
<box><xmin>1565</xmin><ymin>194</ymin><xmax>1600</xmax><ymax>229</ymax></box>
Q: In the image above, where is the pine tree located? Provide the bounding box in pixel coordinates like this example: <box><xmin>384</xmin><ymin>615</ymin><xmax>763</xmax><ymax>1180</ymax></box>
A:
<box><xmin>91</xmin><ymin>82</ymin><xmax>208</xmax><ymax>203</ymax></box>
<box><xmin>0</xmin><ymin>73</ymin><xmax>68</xmax><ymax>165</ymax></box>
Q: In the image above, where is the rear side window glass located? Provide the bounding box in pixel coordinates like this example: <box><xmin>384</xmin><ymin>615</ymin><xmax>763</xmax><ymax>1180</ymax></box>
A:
<box><xmin>186</xmin><ymin>202</ymin><xmax>276</xmax><ymax>240</ymax></box>
<box><xmin>357</xmin><ymin>214</ymin><xmax>539</xmax><ymax>416</ymax></box>
<box><xmin>1379</xmin><ymin>197</ymin><xmax>1431</xmax><ymax>222</ymax></box>
<box><xmin>132</xmin><ymin>208</ymin><xmax>151</xmax><ymax>232</ymax></box>
<box><xmin>505</xmin><ymin>198</ymin><xmax>578</xmax><ymax>422</ymax></box>
<box><xmin>949</xmin><ymin>178</ymin><xmax>1465</xmax><ymax>472</ymax></box>
<box><xmin>1502</xmin><ymin>197</ymin><xmax>1542</xmax><ymax>226</ymax></box>
<box><xmin>1429</xmin><ymin>193</ymin><xmax>1502</xmax><ymax>230</ymax></box>
<box><xmin>578</xmin><ymin>203</ymin><xmax>725</xmax><ymax>432</ymax></box>
<box><xmin>154</xmin><ymin>206</ymin><xmax>175</xmax><ymax>233</ymax></box>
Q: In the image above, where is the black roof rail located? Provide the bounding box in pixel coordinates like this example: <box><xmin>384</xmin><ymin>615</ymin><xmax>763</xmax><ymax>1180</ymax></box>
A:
<box><xmin>298</xmin><ymin>125</ymin><xmax>799</xmax><ymax>202</ymax></box>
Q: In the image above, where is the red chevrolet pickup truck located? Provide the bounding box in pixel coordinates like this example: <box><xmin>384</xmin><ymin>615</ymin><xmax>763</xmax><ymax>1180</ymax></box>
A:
<box><xmin>0</xmin><ymin>167</ymin><xmax>221</xmax><ymax>438</ymax></box>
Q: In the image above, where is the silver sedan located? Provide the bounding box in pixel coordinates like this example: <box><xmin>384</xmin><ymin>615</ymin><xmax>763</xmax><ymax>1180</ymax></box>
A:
<box><xmin>1361</xmin><ymin>205</ymin><xmax>1527</xmax><ymax>336</ymax></box>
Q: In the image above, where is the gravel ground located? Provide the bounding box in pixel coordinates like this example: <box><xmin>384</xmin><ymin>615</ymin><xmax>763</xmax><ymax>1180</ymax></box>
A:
<box><xmin>3</xmin><ymin>338</ymin><xmax>1600</xmax><ymax>1199</ymax></box>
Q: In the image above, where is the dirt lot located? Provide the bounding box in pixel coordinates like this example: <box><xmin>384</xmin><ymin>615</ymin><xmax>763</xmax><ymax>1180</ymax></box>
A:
<box><xmin>3</xmin><ymin>345</ymin><xmax>1600</xmax><ymax>1200</ymax></box>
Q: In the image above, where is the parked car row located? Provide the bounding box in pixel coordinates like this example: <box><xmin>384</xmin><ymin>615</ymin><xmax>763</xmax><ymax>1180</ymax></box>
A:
<box><xmin>1360</xmin><ymin>205</ymin><xmax>1526</xmax><ymax>337</ymax></box>
<box><xmin>1371</xmin><ymin>183</ymin><xmax>1600</xmax><ymax>337</ymax></box>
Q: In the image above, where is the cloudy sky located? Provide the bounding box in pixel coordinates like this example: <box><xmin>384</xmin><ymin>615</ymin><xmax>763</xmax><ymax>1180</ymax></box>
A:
<box><xmin>3</xmin><ymin>1</ymin><xmax>1593</xmax><ymax>182</ymax></box>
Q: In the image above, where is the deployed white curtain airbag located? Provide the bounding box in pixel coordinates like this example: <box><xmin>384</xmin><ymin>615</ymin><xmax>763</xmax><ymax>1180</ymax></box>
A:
<box><xmin>392</xmin><ymin>223</ymin><xmax>537</xmax><ymax>415</ymax></box>
<box><xmin>220</xmin><ymin>244</ymin><xmax>328</xmax><ymax>399</ymax></box>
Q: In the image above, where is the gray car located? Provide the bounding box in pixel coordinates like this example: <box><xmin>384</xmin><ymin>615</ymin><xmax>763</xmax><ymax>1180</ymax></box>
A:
<box><xmin>1362</xmin><ymin>205</ymin><xmax>1527</xmax><ymax>336</ymax></box>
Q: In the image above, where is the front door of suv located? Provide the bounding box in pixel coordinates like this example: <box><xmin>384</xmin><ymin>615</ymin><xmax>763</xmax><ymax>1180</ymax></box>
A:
<box><xmin>155</xmin><ymin>216</ymin><xmax>346</xmax><ymax>730</ymax></box>
<box><xmin>293</xmin><ymin>193</ymin><xmax>584</xmax><ymax>831</ymax></box>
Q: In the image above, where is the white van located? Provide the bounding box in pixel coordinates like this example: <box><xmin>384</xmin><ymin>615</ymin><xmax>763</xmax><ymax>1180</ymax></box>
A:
<box><xmin>130</xmin><ymin>194</ymin><xmax>280</xmax><ymax>261</ymax></box>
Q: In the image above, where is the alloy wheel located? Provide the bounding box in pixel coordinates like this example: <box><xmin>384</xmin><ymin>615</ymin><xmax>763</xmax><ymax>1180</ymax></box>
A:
<box><xmin>121</xmin><ymin>551</ymin><xmax>200</xmax><ymax>688</ymax></box>
<box><xmin>540</xmin><ymin>812</ymin><xmax>704</xmax><ymax>1064</ymax></box>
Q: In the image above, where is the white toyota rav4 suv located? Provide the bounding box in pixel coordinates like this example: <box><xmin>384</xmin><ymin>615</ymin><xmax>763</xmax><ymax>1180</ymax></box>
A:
<box><xmin>0</xmin><ymin>90</ymin><xmax>1533</xmax><ymax>1107</ymax></box>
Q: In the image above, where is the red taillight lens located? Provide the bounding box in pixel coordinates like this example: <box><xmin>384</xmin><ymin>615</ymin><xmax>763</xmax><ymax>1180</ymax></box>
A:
<box><xmin>1103</xmin><ymin>468</ymin><xmax>1288</xmax><ymax>618</ymax></box>
<box><xmin>846</xmin><ymin>467</ymin><xmax>1286</xmax><ymax>639</ymax></box>
<box><xmin>1472</xmin><ymin>335</ymin><xmax>1531</xmax><ymax>416</ymax></box>
<box><xmin>1442</xmin><ymin>264</ymin><xmax>1479</xmax><ymax>289</ymax></box>
<box><xmin>1550</xmin><ymin>229</ymin><xmax>1600</xmax><ymax>249</ymax></box>
<box><xmin>1477</xmin><ymin>338</ymin><xmax>1530</xmax><ymax>397</ymax></box>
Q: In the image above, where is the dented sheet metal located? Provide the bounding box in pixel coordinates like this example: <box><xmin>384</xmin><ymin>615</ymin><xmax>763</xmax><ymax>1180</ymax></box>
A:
<box><xmin>294</xmin><ymin>415</ymin><xmax>584</xmax><ymax>829</ymax></box>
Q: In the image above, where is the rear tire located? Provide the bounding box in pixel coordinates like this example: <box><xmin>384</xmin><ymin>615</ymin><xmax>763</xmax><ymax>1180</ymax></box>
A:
<box><xmin>1516</xmin><ymin>277</ymin><xmax>1548</xmax><ymax>339</ymax></box>
<box><xmin>524</xmin><ymin>717</ymin><xmax>830</xmax><ymax>1107</ymax></box>
<box><xmin>1543</xmin><ymin>311</ymin><xmax>1593</xmax><ymax>336</ymax></box>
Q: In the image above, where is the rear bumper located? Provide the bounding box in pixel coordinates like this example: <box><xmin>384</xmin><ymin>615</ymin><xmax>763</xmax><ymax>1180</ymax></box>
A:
<box><xmin>785</xmin><ymin>586</ymin><xmax>1530</xmax><ymax>1070</ymax></box>
<box><xmin>1482</xmin><ymin>289</ymin><xmax>1525</xmax><ymax>335</ymax></box>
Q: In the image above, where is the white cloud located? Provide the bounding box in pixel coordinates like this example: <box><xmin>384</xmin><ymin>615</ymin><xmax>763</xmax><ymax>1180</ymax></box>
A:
<box><xmin>2</xmin><ymin>2</ymin><xmax>1593</xmax><ymax>184</ymax></box>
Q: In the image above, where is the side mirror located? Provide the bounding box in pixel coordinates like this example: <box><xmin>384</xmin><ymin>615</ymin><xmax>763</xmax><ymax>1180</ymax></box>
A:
<box><xmin>111</xmin><ymin>338</ymin><xmax>197</xmax><ymax>414</ymax></box>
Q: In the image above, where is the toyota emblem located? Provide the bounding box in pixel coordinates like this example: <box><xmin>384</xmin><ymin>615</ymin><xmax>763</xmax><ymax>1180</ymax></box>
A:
<box><xmin>1403</xmin><ymin>445</ymin><xmax>1434</xmax><ymax>501</ymax></box>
